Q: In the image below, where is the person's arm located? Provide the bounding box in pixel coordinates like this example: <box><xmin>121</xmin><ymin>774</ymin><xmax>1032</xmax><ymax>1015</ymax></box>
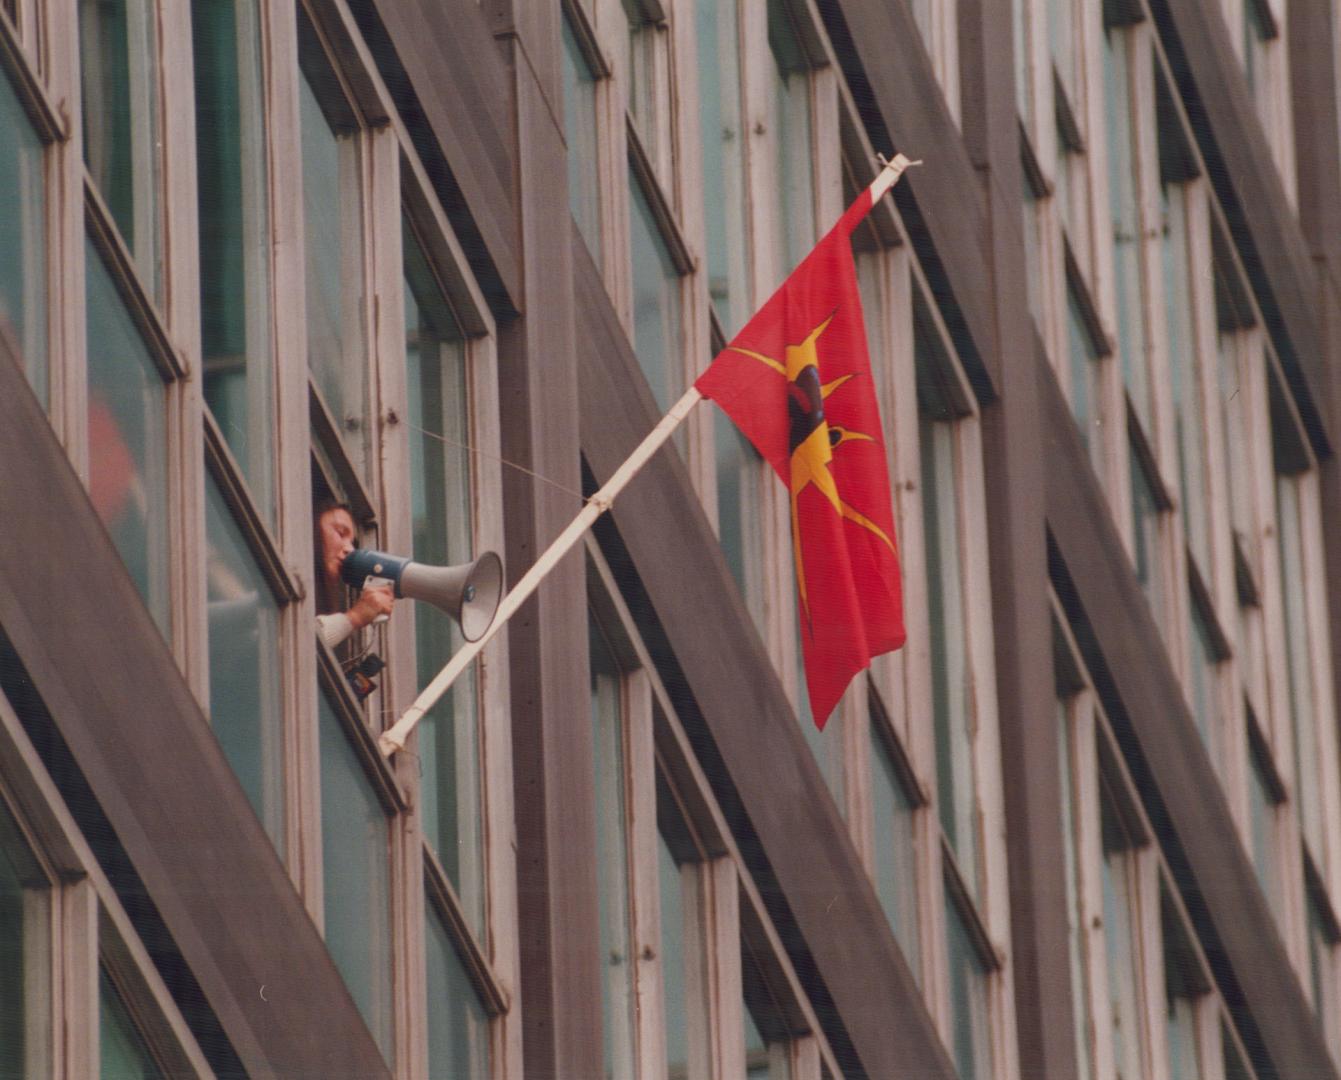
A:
<box><xmin>316</xmin><ymin>612</ymin><xmax>354</xmax><ymax>649</ymax></box>
<box><xmin>315</xmin><ymin>587</ymin><xmax>394</xmax><ymax>650</ymax></box>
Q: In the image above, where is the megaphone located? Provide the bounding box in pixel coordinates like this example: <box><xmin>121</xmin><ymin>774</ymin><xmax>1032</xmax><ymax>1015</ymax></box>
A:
<box><xmin>341</xmin><ymin>548</ymin><xmax>504</xmax><ymax>642</ymax></box>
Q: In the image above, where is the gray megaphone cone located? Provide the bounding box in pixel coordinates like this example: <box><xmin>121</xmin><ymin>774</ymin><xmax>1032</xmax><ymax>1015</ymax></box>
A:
<box><xmin>342</xmin><ymin>548</ymin><xmax>505</xmax><ymax>641</ymax></box>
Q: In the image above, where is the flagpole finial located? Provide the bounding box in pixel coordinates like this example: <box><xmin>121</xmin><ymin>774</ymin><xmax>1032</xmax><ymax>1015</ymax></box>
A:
<box><xmin>870</xmin><ymin>153</ymin><xmax>923</xmax><ymax>204</ymax></box>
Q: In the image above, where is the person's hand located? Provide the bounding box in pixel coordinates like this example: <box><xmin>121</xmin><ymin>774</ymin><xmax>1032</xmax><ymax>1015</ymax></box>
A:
<box><xmin>347</xmin><ymin>585</ymin><xmax>394</xmax><ymax>630</ymax></box>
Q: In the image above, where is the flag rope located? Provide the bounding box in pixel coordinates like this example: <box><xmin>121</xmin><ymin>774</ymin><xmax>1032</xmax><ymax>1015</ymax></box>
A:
<box><xmin>379</xmin><ymin>151</ymin><xmax>919</xmax><ymax>757</ymax></box>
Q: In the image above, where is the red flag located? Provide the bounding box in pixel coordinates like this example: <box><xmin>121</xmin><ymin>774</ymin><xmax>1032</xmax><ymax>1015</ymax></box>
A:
<box><xmin>695</xmin><ymin>189</ymin><xmax>905</xmax><ymax>728</ymax></box>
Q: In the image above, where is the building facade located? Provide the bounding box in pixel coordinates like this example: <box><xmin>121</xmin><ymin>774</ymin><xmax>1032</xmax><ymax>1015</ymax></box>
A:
<box><xmin>1</xmin><ymin>0</ymin><xmax>1340</xmax><ymax>1077</ymax></box>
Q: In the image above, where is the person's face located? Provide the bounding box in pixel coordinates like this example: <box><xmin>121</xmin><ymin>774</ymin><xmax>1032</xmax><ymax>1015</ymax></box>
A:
<box><xmin>319</xmin><ymin>508</ymin><xmax>357</xmax><ymax>587</ymax></box>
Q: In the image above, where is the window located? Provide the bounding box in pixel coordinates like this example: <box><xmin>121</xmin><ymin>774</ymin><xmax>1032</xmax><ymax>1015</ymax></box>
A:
<box><xmin>0</xmin><ymin>793</ymin><xmax>49</xmax><ymax>1080</ymax></box>
<box><xmin>590</xmin><ymin>618</ymin><xmax>636</xmax><ymax>1080</ymax></box>
<box><xmin>1186</xmin><ymin>596</ymin><xmax>1223</xmax><ymax>772</ymax></box>
<box><xmin>1306</xmin><ymin>878</ymin><xmax>1341</xmax><ymax>1063</ymax></box>
<box><xmin>944</xmin><ymin>885</ymin><xmax>992</xmax><ymax>1080</ymax></box>
<box><xmin>1104</xmin><ymin>23</ymin><xmax>1149</xmax><ymax>431</ymax></box>
<box><xmin>715</xmin><ymin>413</ymin><xmax>767</xmax><ymax>631</ymax></box>
<box><xmin>100</xmin><ymin>964</ymin><xmax>165</xmax><ymax>1079</ymax></box>
<box><xmin>623</xmin><ymin>0</ymin><xmax>669</xmax><ymax>176</ymax></box>
<box><xmin>694</xmin><ymin>0</ymin><xmax>750</xmax><ymax>334</ymax></box>
<box><xmin>318</xmin><ymin>689</ymin><xmax>395</xmax><ymax>1064</ymax></box>
<box><xmin>868</xmin><ymin>718</ymin><xmax>921</xmax><ymax>976</ymax></box>
<box><xmin>79</xmin><ymin>0</ymin><xmax>162</xmax><ymax>296</ymax></box>
<box><xmin>1162</xmin><ymin>889</ymin><xmax>1209</xmax><ymax>1080</ymax></box>
<box><xmin>563</xmin><ymin>14</ymin><xmax>603</xmax><ymax>264</ymax></box>
<box><xmin>1100</xmin><ymin>778</ymin><xmax>1147</xmax><ymax>1080</ymax></box>
<box><xmin>1244</xmin><ymin>717</ymin><xmax>1284</xmax><ymax>923</ymax></box>
<box><xmin>403</xmin><ymin>216</ymin><xmax>486</xmax><ymax>934</ymax></box>
<box><xmin>918</xmin><ymin>337</ymin><xmax>975</xmax><ymax>890</ymax></box>
<box><xmin>1129</xmin><ymin>439</ymin><xmax>1169</xmax><ymax>627</ymax></box>
<box><xmin>628</xmin><ymin>171</ymin><xmax>684</xmax><ymax>413</ymax></box>
<box><xmin>1057</xmin><ymin>694</ymin><xmax>1093</xmax><ymax>1080</ymax></box>
<box><xmin>424</xmin><ymin>887</ymin><xmax>491</xmax><ymax>1080</ymax></box>
<box><xmin>204</xmin><ymin>466</ymin><xmax>284</xmax><ymax>850</ymax></box>
<box><xmin>300</xmin><ymin>26</ymin><xmax>371</xmax><ymax>481</ymax></box>
<box><xmin>767</xmin><ymin>0</ymin><xmax>815</xmax><ymax>276</ymax></box>
<box><xmin>85</xmin><ymin>233</ymin><xmax>171</xmax><ymax>635</ymax></box>
<box><xmin>1066</xmin><ymin>278</ymin><xmax>1104</xmax><ymax>472</ymax></box>
<box><xmin>193</xmin><ymin>0</ymin><xmax>276</xmax><ymax>524</ymax></box>
<box><xmin>0</xmin><ymin>61</ymin><xmax>48</xmax><ymax>406</ymax></box>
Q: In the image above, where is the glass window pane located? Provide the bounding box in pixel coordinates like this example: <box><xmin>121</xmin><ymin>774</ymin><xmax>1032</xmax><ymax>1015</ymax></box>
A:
<box><xmin>658</xmin><ymin>837</ymin><xmax>691</xmax><ymax>1079</ymax></box>
<box><xmin>0</xmin><ymin>66</ymin><xmax>47</xmax><ymax>406</ymax></box>
<box><xmin>945</xmin><ymin>894</ymin><xmax>991</xmax><ymax>1080</ymax></box>
<box><xmin>425</xmin><ymin>898</ymin><xmax>491</xmax><ymax>1080</ymax></box>
<box><xmin>1246</xmin><ymin>732</ymin><xmax>1282</xmax><ymax>922</ymax></box>
<box><xmin>1066</xmin><ymin>283</ymin><xmax>1102</xmax><ymax>474</ymax></box>
<box><xmin>795</xmin><ymin>617</ymin><xmax>841</xmax><ymax>804</ymax></box>
<box><xmin>629</xmin><ymin>174</ymin><xmax>683</xmax><ymax>414</ymax></box>
<box><xmin>767</xmin><ymin>0</ymin><xmax>814</xmax><ymax>276</ymax></box>
<box><xmin>1222</xmin><ymin>1023</ymin><xmax>1254</xmax><ymax>1080</ymax></box>
<box><xmin>1101</xmin><ymin>787</ymin><xmax>1145</xmax><ymax>1080</ymax></box>
<box><xmin>403</xmin><ymin>219</ymin><xmax>486</xmax><ymax>937</ymax></box>
<box><xmin>1162</xmin><ymin>186</ymin><xmax>1209</xmax><ymax>571</ymax></box>
<box><xmin>1057</xmin><ymin>700</ymin><xmax>1093</xmax><ymax>1080</ymax></box>
<box><xmin>562</xmin><ymin>17</ymin><xmax>602</xmax><ymax>264</ymax></box>
<box><xmin>0</xmin><ymin>797</ymin><xmax>49</xmax><ymax>1080</ymax></box>
<box><xmin>1276</xmin><ymin>476</ymin><xmax>1321</xmax><ymax>856</ymax></box>
<box><xmin>1105</xmin><ymin>28</ymin><xmax>1149</xmax><ymax>430</ymax></box>
<box><xmin>1187</xmin><ymin>601</ymin><xmax>1220</xmax><ymax>772</ymax></box>
<box><xmin>194</xmin><ymin>0</ymin><xmax>276</xmax><ymax>525</ymax></box>
<box><xmin>623</xmin><ymin>3</ymin><xmax>662</xmax><ymax>171</ymax></box>
<box><xmin>715</xmin><ymin>410</ymin><xmax>766</xmax><ymax>633</ymax></box>
<box><xmin>869</xmin><ymin>728</ymin><xmax>920</xmax><ymax>978</ymax></box>
<box><xmin>86</xmin><ymin>236</ymin><xmax>170</xmax><ymax>634</ymax></box>
<box><xmin>100</xmin><ymin>966</ymin><xmax>163</xmax><ymax>1080</ymax></box>
<box><xmin>318</xmin><ymin>693</ymin><xmax>394</xmax><ymax>1064</ymax></box>
<box><xmin>919</xmin><ymin>381</ymin><xmax>975</xmax><ymax>893</ymax></box>
<box><xmin>205</xmin><ymin>473</ymin><xmax>283</xmax><ymax>852</ymax></box>
<box><xmin>743</xmin><ymin>997</ymin><xmax>789</xmax><ymax>1080</ymax></box>
<box><xmin>1130</xmin><ymin>441</ymin><xmax>1166</xmax><ymax>626</ymax></box>
<box><xmin>590</xmin><ymin>623</ymin><xmax>635</xmax><ymax>1080</ymax></box>
<box><xmin>301</xmin><ymin>59</ymin><xmax>369</xmax><ymax>477</ymax></box>
<box><xmin>695</xmin><ymin>0</ymin><xmax>750</xmax><ymax>334</ymax></box>
<box><xmin>80</xmin><ymin>0</ymin><xmax>161</xmax><ymax>297</ymax></box>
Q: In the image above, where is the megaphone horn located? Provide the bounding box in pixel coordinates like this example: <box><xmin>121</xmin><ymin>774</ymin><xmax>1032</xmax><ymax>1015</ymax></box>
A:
<box><xmin>341</xmin><ymin>548</ymin><xmax>504</xmax><ymax>642</ymax></box>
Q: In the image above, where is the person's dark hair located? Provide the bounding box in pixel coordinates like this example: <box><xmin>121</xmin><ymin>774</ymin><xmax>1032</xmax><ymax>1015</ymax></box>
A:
<box><xmin>313</xmin><ymin>497</ymin><xmax>355</xmax><ymax>616</ymax></box>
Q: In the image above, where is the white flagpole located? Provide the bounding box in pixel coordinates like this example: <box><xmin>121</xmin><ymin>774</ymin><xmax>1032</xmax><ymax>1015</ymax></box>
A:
<box><xmin>379</xmin><ymin>150</ymin><xmax>920</xmax><ymax>758</ymax></box>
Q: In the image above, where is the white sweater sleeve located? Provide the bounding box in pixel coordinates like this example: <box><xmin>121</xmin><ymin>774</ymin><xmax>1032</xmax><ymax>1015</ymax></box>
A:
<box><xmin>316</xmin><ymin>613</ymin><xmax>354</xmax><ymax>650</ymax></box>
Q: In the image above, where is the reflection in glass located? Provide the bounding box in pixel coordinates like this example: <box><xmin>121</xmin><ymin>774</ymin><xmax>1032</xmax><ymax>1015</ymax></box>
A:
<box><xmin>194</xmin><ymin>0</ymin><xmax>275</xmax><ymax>524</ymax></box>
<box><xmin>404</xmin><ymin>219</ymin><xmax>485</xmax><ymax>936</ymax></box>
<box><xmin>205</xmin><ymin>473</ymin><xmax>283</xmax><ymax>852</ymax></box>
<box><xmin>658</xmin><ymin>837</ymin><xmax>691</xmax><ymax>1079</ymax></box>
<box><xmin>319</xmin><ymin>694</ymin><xmax>394</xmax><ymax>1065</ymax></box>
<box><xmin>0</xmin><ymin>67</ymin><xmax>47</xmax><ymax>405</ymax></box>
<box><xmin>86</xmin><ymin>237</ymin><xmax>169</xmax><ymax>634</ymax></box>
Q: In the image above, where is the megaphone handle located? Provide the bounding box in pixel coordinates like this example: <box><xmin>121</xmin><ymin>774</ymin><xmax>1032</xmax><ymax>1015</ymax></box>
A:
<box><xmin>362</xmin><ymin>576</ymin><xmax>394</xmax><ymax>626</ymax></box>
